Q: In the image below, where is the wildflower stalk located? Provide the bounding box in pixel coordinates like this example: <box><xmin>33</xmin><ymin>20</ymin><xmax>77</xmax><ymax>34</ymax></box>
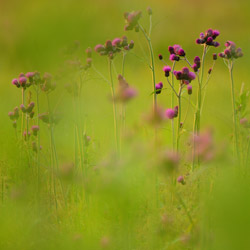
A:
<box><xmin>36</xmin><ymin>86</ymin><xmax>41</xmax><ymax>198</ymax></box>
<box><xmin>109</xmin><ymin>59</ymin><xmax>119</xmax><ymax>153</ymax></box>
<box><xmin>176</xmin><ymin>85</ymin><xmax>182</xmax><ymax>152</ymax></box>
<box><xmin>229</xmin><ymin>61</ymin><xmax>240</xmax><ymax>161</ymax></box>
<box><xmin>171</xmin><ymin>62</ymin><xmax>176</xmax><ymax>150</ymax></box>
<box><xmin>21</xmin><ymin>88</ymin><xmax>25</xmax><ymax>138</ymax></box>
<box><xmin>138</xmin><ymin>23</ymin><xmax>156</xmax><ymax>111</ymax></box>
<box><xmin>46</xmin><ymin>94</ymin><xmax>58</xmax><ymax>211</ymax></box>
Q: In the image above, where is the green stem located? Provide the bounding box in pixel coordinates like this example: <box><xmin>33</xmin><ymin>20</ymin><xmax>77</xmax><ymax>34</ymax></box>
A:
<box><xmin>229</xmin><ymin>61</ymin><xmax>240</xmax><ymax>161</ymax></box>
<box><xmin>176</xmin><ymin>85</ymin><xmax>182</xmax><ymax>152</ymax></box>
<box><xmin>109</xmin><ymin>59</ymin><xmax>119</xmax><ymax>153</ymax></box>
<box><xmin>36</xmin><ymin>87</ymin><xmax>40</xmax><ymax>199</ymax></box>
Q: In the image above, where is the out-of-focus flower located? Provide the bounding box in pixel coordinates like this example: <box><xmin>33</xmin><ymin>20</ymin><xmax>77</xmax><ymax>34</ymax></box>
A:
<box><xmin>177</xmin><ymin>175</ymin><xmax>185</xmax><ymax>185</ymax></box>
<box><xmin>114</xmin><ymin>74</ymin><xmax>137</xmax><ymax>103</ymax></box>
<box><xmin>218</xmin><ymin>41</ymin><xmax>243</xmax><ymax>59</ymax></box>
<box><xmin>124</xmin><ymin>11</ymin><xmax>142</xmax><ymax>32</ymax></box>
<box><xmin>166</xmin><ymin>108</ymin><xmax>176</xmax><ymax>119</ymax></box>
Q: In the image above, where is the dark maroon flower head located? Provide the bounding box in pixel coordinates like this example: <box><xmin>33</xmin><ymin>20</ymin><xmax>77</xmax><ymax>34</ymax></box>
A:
<box><xmin>182</xmin><ymin>67</ymin><xmax>189</xmax><ymax>75</ymax></box>
<box><xmin>192</xmin><ymin>64</ymin><xmax>199</xmax><ymax>72</ymax></box>
<box><xmin>158</xmin><ymin>54</ymin><xmax>163</xmax><ymax>60</ymax></box>
<box><xmin>174</xmin><ymin>106</ymin><xmax>179</xmax><ymax>117</ymax></box>
<box><xmin>178</xmin><ymin>48</ymin><xmax>185</xmax><ymax>56</ymax></box>
<box><xmin>213</xmin><ymin>53</ymin><xmax>217</xmax><ymax>60</ymax></box>
<box><xmin>168</xmin><ymin>46</ymin><xmax>175</xmax><ymax>54</ymax></box>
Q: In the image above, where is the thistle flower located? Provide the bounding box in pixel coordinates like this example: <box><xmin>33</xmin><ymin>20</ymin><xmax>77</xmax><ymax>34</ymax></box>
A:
<box><xmin>196</xmin><ymin>29</ymin><xmax>220</xmax><ymax>47</ymax></box>
<box><xmin>31</xmin><ymin>125</ymin><xmax>40</xmax><ymax>136</ymax></box>
<box><xmin>168</xmin><ymin>44</ymin><xmax>186</xmax><ymax>62</ymax></box>
<box><xmin>187</xmin><ymin>85</ymin><xmax>192</xmax><ymax>95</ymax></box>
<box><xmin>26</xmin><ymin>102</ymin><xmax>35</xmax><ymax>113</ymax></box>
<box><xmin>147</xmin><ymin>6</ymin><xmax>152</xmax><ymax>15</ymax></box>
<box><xmin>166</xmin><ymin>108</ymin><xmax>175</xmax><ymax>119</ymax></box>
<box><xmin>158</xmin><ymin>54</ymin><xmax>163</xmax><ymax>60</ymax></box>
<box><xmin>177</xmin><ymin>175</ymin><xmax>185</xmax><ymax>185</ymax></box>
<box><xmin>155</xmin><ymin>82</ymin><xmax>163</xmax><ymax>94</ymax></box>
<box><xmin>174</xmin><ymin>67</ymin><xmax>196</xmax><ymax>83</ymax></box>
<box><xmin>12</xmin><ymin>78</ymin><xmax>20</xmax><ymax>88</ymax></box>
<box><xmin>218</xmin><ymin>41</ymin><xmax>243</xmax><ymax>59</ymax></box>
<box><xmin>95</xmin><ymin>36</ymin><xmax>134</xmax><ymax>59</ymax></box>
<box><xmin>20</xmin><ymin>104</ymin><xmax>26</xmax><ymax>113</ymax></box>
<box><xmin>213</xmin><ymin>53</ymin><xmax>217</xmax><ymax>60</ymax></box>
<box><xmin>163</xmin><ymin>66</ymin><xmax>171</xmax><ymax>77</ymax></box>
<box><xmin>114</xmin><ymin>75</ymin><xmax>137</xmax><ymax>103</ymax></box>
<box><xmin>19</xmin><ymin>77</ymin><xmax>27</xmax><ymax>87</ymax></box>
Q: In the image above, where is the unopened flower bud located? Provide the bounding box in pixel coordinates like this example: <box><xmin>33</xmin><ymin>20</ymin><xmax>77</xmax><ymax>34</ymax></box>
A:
<box><xmin>147</xmin><ymin>6</ymin><xmax>153</xmax><ymax>15</ymax></box>
<box><xmin>187</xmin><ymin>85</ymin><xmax>192</xmax><ymax>95</ymax></box>
<box><xmin>213</xmin><ymin>53</ymin><xmax>217</xmax><ymax>60</ymax></box>
<box><xmin>177</xmin><ymin>175</ymin><xmax>185</xmax><ymax>185</ymax></box>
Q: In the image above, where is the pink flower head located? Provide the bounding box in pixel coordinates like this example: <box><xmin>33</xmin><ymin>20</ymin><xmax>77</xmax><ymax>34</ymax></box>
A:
<box><xmin>12</xmin><ymin>78</ymin><xmax>19</xmax><ymax>86</ymax></box>
<box><xmin>166</xmin><ymin>108</ymin><xmax>175</xmax><ymax>119</ymax></box>
<box><xmin>95</xmin><ymin>44</ymin><xmax>105</xmax><ymax>53</ymax></box>
<box><xmin>155</xmin><ymin>82</ymin><xmax>163</xmax><ymax>94</ymax></box>
<box><xmin>163</xmin><ymin>66</ymin><xmax>171</xmax><ymax>77</ymax></box>
<box><xmin>112</xmin><ymin>38</ymin><xmax>122</xmax><ymax>47</ymax></box>
<box><xmin>26</xmin><ymin>72</ymin><xmax>35</xmax><ymax>78</ymax></box>
<box><xmin>19</xmin><ymin>77</ymin><xmax>27</xmax><ymax>87</ymax></box>
<box><xmin>188</xmin><ymin>72</ymin><xmax>196</xmax><ymax>81</ymax></box>
<box><xmin>177</xmin><ymin>175</ymin><xmax>185</xmax><ymax>184</ymax></box>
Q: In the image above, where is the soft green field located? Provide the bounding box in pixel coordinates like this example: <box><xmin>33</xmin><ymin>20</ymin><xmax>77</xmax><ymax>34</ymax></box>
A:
<box><xmin>0</xmin><ymin>0</ymin><xmax>250</xmax><ymax>249</ymax></box>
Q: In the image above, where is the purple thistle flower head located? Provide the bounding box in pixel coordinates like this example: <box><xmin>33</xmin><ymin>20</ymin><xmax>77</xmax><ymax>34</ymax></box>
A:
<box><xmin>175</xmin><ymin>71</ymin><xmax>182</xmax><ymax>80</ymax></box>
<box><xmin>182</xmin><ymin>67</ymin><xmax>189</xmax><ymax>75</ymax></box>
<box><xmin>19</xmin><ymin>77</ymin><xmax>27</xmax><ymax>87</ymax></box>
<box><xmin>155</xmin><ymin>82</ymin><xmax>163</xmax><ymax>94</ymax></box>
<box><xmin>163</xmin><ymin>66</ymin><xmax>171</xmax><ymax>77</ymax></box>
<box><xmin>206</xmin><ymin>36</ymin><xmax>213</xmax><ymax>44</ymax></box>
<box><xmin>112</xmin><ymin>38</ymin><xmax>122</xmax><ymax>47</ymax></box>
<box><xmin>213</xmin><ymin>53</ymin><xmax>217</xmax><ymax>60</ymax></box>
<box><xmin>206</xmin><ymin>29</ymin><xmax>213</xmax><ymax>37</ymax></box>
<box><xmin>173</xmin><ymin>44</ymin><xmax>181</xmax><ymax>54</ymax></box>
<box><xmin>168</xmin><ymin>46</ymin><xmax>174</xmax><ymax>54</ymax></box>
<box><xmin>212</xmin><ymin>30</ymin><xmax>220</xmax><ymax>38</ymax></box>
<box><xmin>178</xmin><ymin>48</ymin><xmax>185</xmax><ymax>57</ymax></box>
<box><xmin>158</xmin><ymin>54</ymin><xmax>163</xmax><ymax>60</ymax></box>
<box><xmin>165</xmin><ymin>108</ymin><xmax>175</xmax><ymax>119</ymax></box>
<box><xmin>26</xmin><ymin>72</ymin><xmax>35</xmax><ymax>78</ymax></box>
<box><xmin>192</xmin><ymin>63</ymin><xmax>199</xmax><ymax>72</ymax></box>
<box><xmin>177</xmin><ymin>175</ymin><xmax>185</xmax><ymax>184</ymax></box>
<box><xmin>194</xmin><ymin>56</ymin><xmax>201</xmax><ymax>64</ymax></box>
<box><xmin>236</xmin><ymin>48</ymin><xmax>243</xmax><ymax>58</ymax></box>
<box><xmin>187</xmin><ymin>85</ymin><xmax>192</xmax><ymax>95</ymax></box>
<box><xmin>218</xmin><ymin>52</ymin><xmax>225</xmax><ymax>58</ymax></box>
<box><xmin>169</xmin><ymin>54</ymin><xmax>179</xmax><ymax>61</ymax></box>
<box><xmin>95</xmin><ymin>44</ymin><xmax>105</xmax><ymax>53</ymax></box>
<box><xmin>188</xmin><ymin>72</ymin><xmax>196</xmax><ymax>81</ymax></box>
<box><xmin>200</xmin><ymin>33</ymin><xmax>205</xmax><ymax>39</ymax></box>
<box><xmin>12</xmin><ymin>78</ymin><xmax>19</xmax><ymax>86</ymax></box>
<box><xmin>196</xmin><ymin>39</ymin><xmax>202</xmax><ymax>45</ymax></box>
<box><xmin>213</xmin><ymin>41</ymin><xmax>220</xmax><ymax>47</ymax></box>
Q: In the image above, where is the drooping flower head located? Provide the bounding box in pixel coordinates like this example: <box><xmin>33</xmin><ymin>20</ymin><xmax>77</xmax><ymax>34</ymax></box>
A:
<box><xmin>218</xmin><ymin>41</ymin><xmax>243</xmax><ymax>59</ymax></box>
<box><xmin>196</xmin><ymin>29</ymin><xmax>220</xmax><ymax>47</ymax></box>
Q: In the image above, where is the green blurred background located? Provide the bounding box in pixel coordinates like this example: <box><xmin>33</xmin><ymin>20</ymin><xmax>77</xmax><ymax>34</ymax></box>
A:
<box><xmin>1</xmin><ymin>0</ymin><xmax>250</xmax><ymax>249</ymax></box>
<box><xmin>1</xmin><ymin>0</ymin><xmax>249</xmax><ymax>156</ymax></box>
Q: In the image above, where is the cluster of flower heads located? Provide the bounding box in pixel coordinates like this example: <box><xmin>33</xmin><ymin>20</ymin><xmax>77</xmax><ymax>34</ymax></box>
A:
<box><xmin>168</xmin><ymin>45</ymin><xmax>186</xmax><ymax>61</ymax></box>
<box><xmin>23</xmin><ymin>125</ymin><xmax>40</xmax><ymax>141</ymax></box>
<box><xmin>8</xmin><ymin>107</ymin><xmax>19</xmax><ymax>128</ymax></box>
<box><xmin>173</xmin><ymin>67</ymin><xmax>196</xmax><ymax>84</ymax></box>
<box><xmin>218</xmin><ymin>41</ymin><xmax>243</xmax><ymax>59</ymax></box>
<box><xmin>12</xmin><ymin>72</ymin><xmax>56</xmax><ymax>92</ymax></box>
<box><xmin>196</xmin><ymin>29</ymin><xmax>220</xmax><ymax>47</ymax></box>
<box><xmin>191</xmin><ymin>56</ymin><xmax>201</xmax><ymax>72</ymax></box>
<box><xmin>95</xmin><ymin>36</ymin><xmax>134</xmax><ymax>59</ymax></box>
<box><xmin>115</xmin><ymin>74</ymin><xmax>137</xmax><ymax>102</ymax></box>
<box><xmin>20</xmin><ymin>102</ymin><xmax>35</xmax><ymax>118</ymax></box>
<box><xmin>124</xmin><ymin>11</ymin><xmax>142</xmax><ymax>32</ymax></box>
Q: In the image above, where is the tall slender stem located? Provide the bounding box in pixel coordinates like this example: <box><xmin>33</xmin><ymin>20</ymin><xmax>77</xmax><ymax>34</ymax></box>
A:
<box><xmin>176</xmin><ymin>85</ymin><xmax>182</xmax><ymax>152</ymax></box>
<box><xmin>109</xmin><ymin>59</ymin><xmax>119</xmax><ymax>153</ymax></box>
<box><xmin>229</xmin><ymin>61</ymin><xmax>240</xmax><ymax>161</ymax></box>
<box><xmin>36</xmin><ymin>87</ymin><xmax>40</xmax><ymax>198</ymax></box>
<box><xmin>138</xmin><ymin>24</ymin><xmax>156</xmax><ymax>112</ymax></box>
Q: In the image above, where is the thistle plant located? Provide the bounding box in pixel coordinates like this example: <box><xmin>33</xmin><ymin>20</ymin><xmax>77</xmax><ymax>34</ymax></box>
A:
<box><xmin>219</xmin><ymin>41</ymin><xmax>243</xmax><ymax>161</ymax></box>
<box><xmin>94</xmin><ymin>36</ymin><xmax>135</xmax><ymax>154</ymax></box>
